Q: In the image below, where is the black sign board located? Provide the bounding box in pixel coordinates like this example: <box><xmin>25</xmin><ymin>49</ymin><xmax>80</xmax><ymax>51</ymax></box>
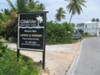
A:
<box><xmin>18</xmin><ymin>12</ymin><xmax>46</xmax><ymax>51</ymax></box>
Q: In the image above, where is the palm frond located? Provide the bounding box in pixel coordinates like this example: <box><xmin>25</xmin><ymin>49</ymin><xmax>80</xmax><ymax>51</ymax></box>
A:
<box><xmin>55</xmin><ymin>7</ymin><xmax>65</xmax><ymax>21</ymax></box>
<box><xmin>6</xmin><ymin>0</ymin><xmax>16</xmax><ymax>11</ymax></box>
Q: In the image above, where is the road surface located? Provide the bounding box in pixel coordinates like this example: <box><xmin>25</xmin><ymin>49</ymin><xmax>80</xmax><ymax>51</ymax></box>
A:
<box><xmin>68</xmin><ymin>37</ymin><xmax>100</xmax><ymax>75</ymax></box>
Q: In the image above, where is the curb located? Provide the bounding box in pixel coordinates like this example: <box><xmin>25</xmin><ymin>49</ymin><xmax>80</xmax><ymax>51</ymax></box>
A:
<box><xmin>65</xmin><ymin>39</ymin><xmax>85</xmax><ymax>75</ymax></box>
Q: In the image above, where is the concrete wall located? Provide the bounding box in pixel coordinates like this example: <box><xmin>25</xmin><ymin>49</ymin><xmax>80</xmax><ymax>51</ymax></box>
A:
<box><xmin>76</xmin><ymin>22</ymin><xmax>100</xmax><ymax>36</ymax></box>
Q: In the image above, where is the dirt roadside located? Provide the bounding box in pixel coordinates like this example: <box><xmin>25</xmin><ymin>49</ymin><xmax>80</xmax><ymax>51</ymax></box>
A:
<box><xmin>7</xmin><ymin>41</ymin><xmax>81</xmax><ymax>75</ymax></box>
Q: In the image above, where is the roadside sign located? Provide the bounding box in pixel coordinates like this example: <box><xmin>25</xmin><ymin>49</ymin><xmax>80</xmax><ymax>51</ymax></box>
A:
<box><xmin>18</xmin><ymin>12</ymin><xmax>46</xmax><ymax>51</ymax></box>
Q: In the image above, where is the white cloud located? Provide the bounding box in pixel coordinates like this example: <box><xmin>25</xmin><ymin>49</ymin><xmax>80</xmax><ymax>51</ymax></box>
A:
<box><xmin>0</xmin><ymin>0</ymin><xmax>16</xmax><ymax>12</ymax></box>
<box><xmin>39</xmin><ymin>0</ymin><xmax>100</xmax><ymax>23</ymax></box>
<box><xmin>0</xmin><ymin>0</ymin><xmax>100</xmax><ymax>23</ymax></box>
<box><xmin>38</xmin><ymin>0</ymin><xmax>67</xmax><ymax>21</ymax></box>
<box><xmin>72</xmin><ymin>0</ymin><xmax>100</xmax><ymax>23</ymax></box>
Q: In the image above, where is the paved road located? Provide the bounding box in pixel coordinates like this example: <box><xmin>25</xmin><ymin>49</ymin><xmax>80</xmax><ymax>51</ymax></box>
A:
<box><xmin>68</xmin><ymin>37</ymin><xmax>100</xmax><ymax>75</ymax></box>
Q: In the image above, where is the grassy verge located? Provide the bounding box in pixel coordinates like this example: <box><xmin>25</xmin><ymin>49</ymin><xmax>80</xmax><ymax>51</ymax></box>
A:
<box><xmin>0</xmin><ymin>41</ymin><xmax>39</xmax><ymax>75</ymax></box>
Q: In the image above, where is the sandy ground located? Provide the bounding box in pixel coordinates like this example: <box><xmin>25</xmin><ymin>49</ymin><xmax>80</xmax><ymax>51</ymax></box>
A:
<box><xmin>7</xmin><ymin>42</ymin><xmax>80</xmax><ymax>75</ymax></box>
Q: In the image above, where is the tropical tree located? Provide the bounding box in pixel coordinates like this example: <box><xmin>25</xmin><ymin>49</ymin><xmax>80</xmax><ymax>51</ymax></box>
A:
<box><xmin>6</xmin><ymin>0</ymin><xmax>44</xmax><ymax>13</ymax></box>
<box><xmin>55</xmin><ymin>7</ymin><xmax>65</xmax><ymax>21</ymax></box>
<box><xmin>91</xmin><ymin>18</ymin><xmax>96</xmax><ymax>22</ymax></box>
<box><xmin>66</xmin><ymin>0</ymin><xmax>86</xmax><ymax>23</ymax></box>
<box><xmin>0</xmin><ymin>13</ymin><xmax>5</xmax><ymax>36</ymax></box>
<box><xmin>91</xmin><ymin>18</ymin><xmax>100</xmax><ymax>22</ymax></box>
<box><xmin>2</xmin><ymin>0</ymin><xmax>45</xmax><ymax>41</ymax></box>
<box><xmin>95</xmin><ymin>18</ymin><xmax>99</xmax><ymax>22</ymax></box>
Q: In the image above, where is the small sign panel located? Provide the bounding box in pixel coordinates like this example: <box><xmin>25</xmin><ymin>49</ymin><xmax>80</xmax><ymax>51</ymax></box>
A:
<box><xmin>18</xmin><ymin>12</ymin><xmax>46</xmax><ymax>51</ymax></box>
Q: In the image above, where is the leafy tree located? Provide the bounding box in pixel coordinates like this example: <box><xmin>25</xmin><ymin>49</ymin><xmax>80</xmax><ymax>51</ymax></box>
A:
<box><xmin>95</xmin><ymin>18</ymin><xmax>99</xmax><ymax>22</ymax></box>
<box><xmin>66</xmin><ymin>0</ymin><xmax>86</xmax><ymax>23</ymax></box>
<box><xmin>46</xmin><ymin>22</ymin><xmax>74</xmax><ymax>44</ymax></box>
<box><xmin>2</xmin><ymin>0</ymin><xmax>45</xmax><ymax>41</ymax></box>
<box><xmin>55</xmin><ymin>7</ymin><xmax>65</xmax><ymax>21</ymax></box>
<box><xmin>91</xmin><ymin>18</ymin><xmax>96</xmax><ymax>22</ymax></box>
<box><xmin>0</xmin><ymin>12</ymin><xmax>10</xmax><ymax>37</ymax></box>
<box><xmin>91</xmin><ymin>18</ymin><xmax>100</xmax><ymax>22</ymax></box>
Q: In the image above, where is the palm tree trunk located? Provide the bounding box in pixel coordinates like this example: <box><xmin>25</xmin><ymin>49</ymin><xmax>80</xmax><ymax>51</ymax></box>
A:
<box><xmin>69</xmin><ymin>13</ymin><xmax>73</xmax><ymax>24</ymax></box>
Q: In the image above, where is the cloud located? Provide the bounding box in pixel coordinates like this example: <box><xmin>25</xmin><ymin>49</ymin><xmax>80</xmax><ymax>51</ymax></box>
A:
<box><xmin>0</xmin><ymin>1</ymin><xmax>9</xmax><ymax>11</ymax></box>
<box><xmin>39</xmin><ymin>0</ymin><xmax>67</xmax><ymax>21</ymax></box>
<box><xmin>0</xmin><ymin>0</ymin><xmax>16</xmax><ymax>12</ymax></box>
<box><xmin>0</xmin><ymin>0</ymin><xmax>100</xmax><ymax>23</ymax></box>
<box><xmin>72</xmin><ymin>0</ymin><xmax>100</xmax><ymax>23</ymax></box>
<box><xmin>39</xmin><ymin>0</ymin><xmax>100</xmax><ymax>23</ymax></box>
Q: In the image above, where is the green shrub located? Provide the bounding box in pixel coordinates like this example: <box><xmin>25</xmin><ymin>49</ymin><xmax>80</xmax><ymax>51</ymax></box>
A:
<box><xmin>0</xmin><ymin>42</ymin><xmax>39</xmax><ymax>75</ymax></box>
<box><xmin>0</xmin><ymin>20</ymin><xmax>75</xmax><ymax>44</ymax></box>
<box><xmin>46</xmin><ymin>21</ymin><xmax>74</xmax><ymax>44</ymax></box>
<box><xmin>0</xmin><ymin>25</ymin><xmax>5</xmax><ymax>38</ymax></box>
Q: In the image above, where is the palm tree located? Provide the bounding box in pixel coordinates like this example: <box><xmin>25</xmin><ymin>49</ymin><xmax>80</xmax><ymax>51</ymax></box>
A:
<box><xmin>55</xmin><ymin>7</ymin><xmax>65</xmax><ymax>21</ymax></box>
<box><xmin>6</xmin><ymin>0</ymin><xmax>16</xmax><ymax>11</ymax></box>
<box><xmin>6</xmin><ymin>0</ymin><xmax>44</xmax><ymax>13</ymax></box>
<box><xmin>96</xmin><ymin>18</ymin><xmax>99</xmax><ymax>22</ymax></box>
<box><xmin>26</xmin><ymin>0</ymin><xmax>45</xmax><ymax>12</ymax></box>
<box><xmin>4</xmin><ymin>0</ymin><xmax>45</xmax><ymax>41</ymax></box>
<box><xmin>66</xmin><ymin>0</ymin><xmax>86</xmax><ymax>23</ymax></box>
<box><xmin>91</xmin><ymin>18</ymin><xmax>96</xmax><ymax>22</ymax></box>
<box><xmin>91</xmin><ymin>18</ymin><xmax>100</xmax><ymax>22</ymax></box>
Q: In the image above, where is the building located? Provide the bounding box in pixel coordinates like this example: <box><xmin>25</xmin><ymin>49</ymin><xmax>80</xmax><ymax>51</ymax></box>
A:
<box><xmin>76</xmin><ymin>22</ymin><xmax>100</xmax><ymax>36</ymax></box>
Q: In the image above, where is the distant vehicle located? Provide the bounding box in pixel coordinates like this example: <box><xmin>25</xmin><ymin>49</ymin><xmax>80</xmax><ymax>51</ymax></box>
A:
<box><xmin>72</xmin><ymin>30</ymin><xmax>82</xmax><ymax>40</ymax></box>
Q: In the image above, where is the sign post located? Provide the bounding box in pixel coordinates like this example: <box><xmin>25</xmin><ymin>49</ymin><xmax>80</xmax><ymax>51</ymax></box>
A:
<box><xmin>17</xmin><ymin>11</ymin><xmax>47</xmax><ymax>69</ymax></box>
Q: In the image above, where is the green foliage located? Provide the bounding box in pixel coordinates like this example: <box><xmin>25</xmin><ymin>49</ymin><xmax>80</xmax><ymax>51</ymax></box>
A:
<box><xmin>0</xmin><ymin>42</ymin><xmax>39</xmax><ymax>75</ymax></box>
<box><xmin>55</xmin><ymin>7</ymin><xmax>65</xmax><ymax>21</ymax></box>
<box><xmin>91</xmin><ymin>18</ymin><xmax>100</xmax><ymax>22</ymax></box>
<box><xmin>0</xmin><ymin>13</ymin><xmax>7</xmax><ymax>37</ymax></box>
<box><xmin>82</xmin><ymin>32</ymin><xmax>95</xmax><ymax>38</ymax></box>
<box><xmin>0</xmin><ymin>0</ymin><xmax>45</xmax><ymax>42</ymax></box>
<box><xmin>0</xmin><ymin>41</ymin><xmax>7</xmax><ymax>57</ymax></box>
<box><xmin>0</xmin><ymin>25</ymin><xmax>5</xmax><ymax>36</ymax></box>
<box><xmin>46</xmin><ymin>21</ymin><xmax>74</xmax><ymax>44</ymax></box>
<box><xmin>66</xmin><ymin>0</ymin><xmax>86</xmax><ymax>23</ymax></box>
<box><xmin>6</xmin><ymin>0</ymin><xmax>16</xmax><ymax>11</ymax></box>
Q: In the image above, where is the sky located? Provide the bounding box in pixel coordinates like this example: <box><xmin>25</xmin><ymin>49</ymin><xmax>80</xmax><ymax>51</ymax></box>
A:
<box><xmin>0</xmin><ymin>0</ymin><xmax>100</xmax><ymax>24</ymax></box>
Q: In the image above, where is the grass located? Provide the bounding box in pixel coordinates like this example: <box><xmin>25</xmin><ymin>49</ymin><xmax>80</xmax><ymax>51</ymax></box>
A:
<box><xmin>0</xmin><ymin>41</ymin><xmax>40</xmax><ymax>75</ymax></box>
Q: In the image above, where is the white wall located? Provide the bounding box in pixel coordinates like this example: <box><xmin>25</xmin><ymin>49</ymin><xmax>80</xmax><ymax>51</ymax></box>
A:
<box><xmin>76</xmin><ymin>22</ymin><xmax>100</xmax><ymax>36</ymax></box>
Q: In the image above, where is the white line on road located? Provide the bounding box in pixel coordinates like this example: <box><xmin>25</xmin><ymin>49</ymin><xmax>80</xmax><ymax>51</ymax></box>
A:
<box><xmin>66</xmin><ymin>39</ymin><xmax>85</xmax><ymax>75</ymax></box>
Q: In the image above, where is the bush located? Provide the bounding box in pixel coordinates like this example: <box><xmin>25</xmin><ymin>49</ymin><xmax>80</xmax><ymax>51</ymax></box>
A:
<box><xmin>5</xmin><ymin>19</ymin><xmax>17</xmax><ymax>42</ymax></box>
<box><xmin>0</xmin><ymin>25</ymin><xmax>6</xmax><ymax>38</ymax></box>
<box><xmin>0</xmin><ymin>42</ymin><xmax>39</xmax><ymax>75</ymax></box>
<box><xmin>0</xmin><ymin>20</ymin><xmax>75</xmax><ymax>44</ymax></box>
<box><xmin>46</xmin><ymin>21</ymin><xmax>74</xmax><ymax>44</ymax></box>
